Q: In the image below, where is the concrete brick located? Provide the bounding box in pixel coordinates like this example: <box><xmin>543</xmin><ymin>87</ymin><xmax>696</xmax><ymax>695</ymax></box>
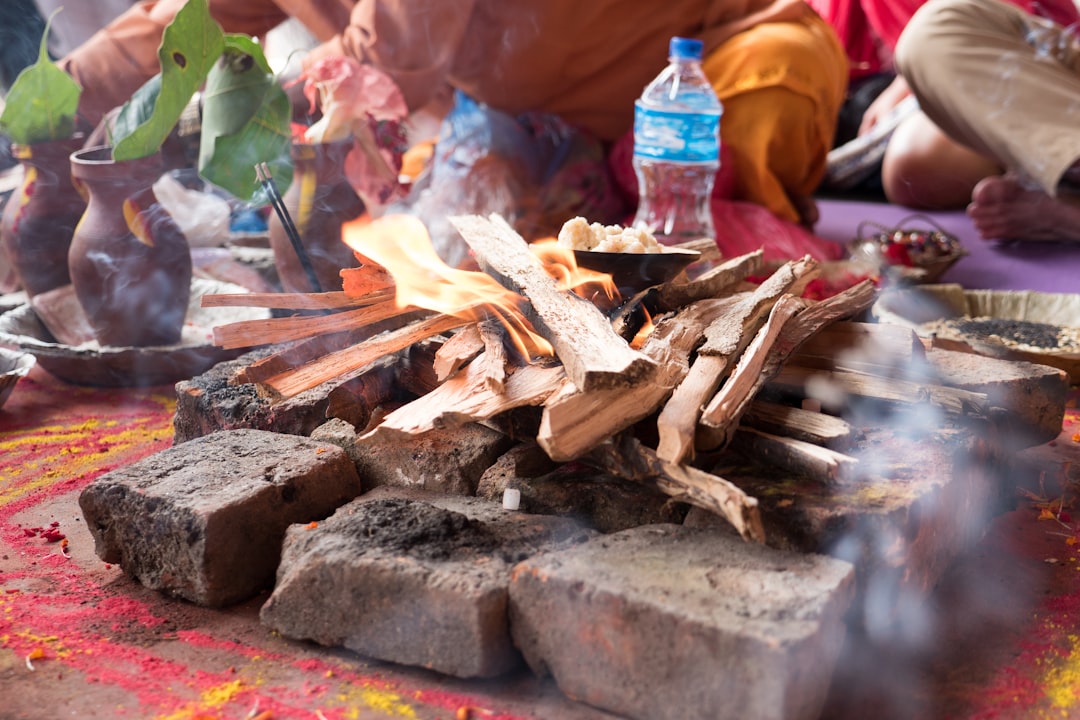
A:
<box><xmin>352</xmin><ymin>421</ymin><xmax>514</xmax><ymax>495</ymax></box>
<box><xmin>260</xmin><ymin>489</ymin><xmax>592</xmax><ymax>678</ymax></box>
<box><xmin>508</xmin><ymin>524</ymin><xmax>855</xmax><ymax>720</ymax></box>
<box><xmin>78</xmin><ymin>429</ymin><xmax>362</xmax><ymax>607</ymax></box>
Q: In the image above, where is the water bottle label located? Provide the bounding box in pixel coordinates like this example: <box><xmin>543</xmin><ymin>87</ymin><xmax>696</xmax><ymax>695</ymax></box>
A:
<box><xmin>633</xmin><ymin>104</ymin><xmax>720</xmax><ymax>164</ymax></box>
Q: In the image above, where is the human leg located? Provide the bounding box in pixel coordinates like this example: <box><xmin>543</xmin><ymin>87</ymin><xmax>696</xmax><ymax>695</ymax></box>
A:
<box><xmin>881</xmin><ymin>110</ymin><xmax>1002</xmax><ymax>210</ymax></box>
<box><xmin>895</xmin><ymin>0</ymin><xmax>1080</xmax><ymax>198</ymax></box>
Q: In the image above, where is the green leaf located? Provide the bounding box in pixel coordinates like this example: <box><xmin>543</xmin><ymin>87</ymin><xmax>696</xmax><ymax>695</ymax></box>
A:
<box><xmin>198</xmin><ymin>37</ymin><xmax>293</xmax><ymax>204</ymax></box>
<box><xmin>0</xmin><ymin>10</ymin><xmax>82</xmax><ymax>144</ymax></box>
<box><xmin>112</xmin><ymin>0</ymin><xmax>224</xmax><ymax>160</ymax></box>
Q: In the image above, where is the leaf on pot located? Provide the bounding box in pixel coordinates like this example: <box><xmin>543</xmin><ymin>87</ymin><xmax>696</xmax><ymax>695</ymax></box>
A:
<box><xmin>112</xmin><ymin>0</ymin><xmax>224</xmax><ymax>161</ymax></box>
<box><xmin>198</xmin><ymin>34</ymin><xmax>293</xmax><ymax>204</ymax></box>
<box><xmin>0</xmin><ymin>10</ymin><xmax>81</xmax><ymax>145</ymax></box>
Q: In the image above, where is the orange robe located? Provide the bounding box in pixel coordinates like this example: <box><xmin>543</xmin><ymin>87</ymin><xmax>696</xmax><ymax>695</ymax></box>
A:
<box><xmin>60</xmin><ymin>0</ymin><xmax>846</xmax><ymax>222</ymax></box>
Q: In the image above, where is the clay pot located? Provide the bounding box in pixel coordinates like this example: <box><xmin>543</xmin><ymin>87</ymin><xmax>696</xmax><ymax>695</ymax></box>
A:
<box><xmin>268</xmin><ymin>140</ymin><xmax>365</xmax><ymax>293</ymax></box>
<box><xmin>68</xmin><ymin>146</ymin><xmax>192</xmax><ymax>347</ymax></box>
<box><xmin>0</xmin><ymin>136</ymin><xmax>87</xmax><ymax>298</ymax></box>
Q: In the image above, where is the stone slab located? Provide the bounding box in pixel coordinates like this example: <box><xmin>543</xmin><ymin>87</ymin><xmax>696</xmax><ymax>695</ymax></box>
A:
<box><xmin>78</xmin><ymin>429</ymin><xmax>362</xmax><ymax>607</ymax></box>
<box><xmin>260</xmin><ymin>489</ymin><xmax>592</xmax><ymax>679</ymax></box>
<box><xmin>508</xmin><ymin>524</ymin><xmax>855</xmax><ymax>720</ymax></box>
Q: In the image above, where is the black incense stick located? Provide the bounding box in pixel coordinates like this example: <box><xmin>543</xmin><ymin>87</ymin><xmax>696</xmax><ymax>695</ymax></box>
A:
<box><xmin>255</xmin><ymin>162</ymin><xmax>322</xmax><ymax>293</ymax></box>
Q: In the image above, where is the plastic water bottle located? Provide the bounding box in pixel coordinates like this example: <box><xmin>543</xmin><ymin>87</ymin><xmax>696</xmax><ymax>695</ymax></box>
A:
<box><xmin>631</xmin><ymin>37</ymin><xmax>722</xmax><ymax>246</ymax></box>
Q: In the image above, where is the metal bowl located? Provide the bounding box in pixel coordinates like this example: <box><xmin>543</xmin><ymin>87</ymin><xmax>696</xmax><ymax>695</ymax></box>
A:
<box><xmin>572</xmin><ymin>248</ymin><xmax>701</xmax><ymax>293</ymax></box>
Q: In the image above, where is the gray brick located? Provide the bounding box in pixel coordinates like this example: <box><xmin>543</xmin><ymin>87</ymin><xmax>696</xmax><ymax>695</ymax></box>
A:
<box><xmin>509</xmin><ymin>524</ymin><xmax>855</xmax><ymax>720</ymax></box>
<box><xmin>78</xmin><ymin>429</ymin><xmax>362</xmax><ymax>607</ymax></box>
<box><xmin>260</xmin><ymin>489</ymin><xmax>591</xmax><ymax>678</ymax></box>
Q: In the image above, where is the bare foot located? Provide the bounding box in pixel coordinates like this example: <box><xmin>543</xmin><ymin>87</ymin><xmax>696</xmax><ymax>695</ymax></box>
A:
<box><xmin>968</xmin><ymin>174</ymin><xmax>1080</xmax><ymax>243</ymax></box>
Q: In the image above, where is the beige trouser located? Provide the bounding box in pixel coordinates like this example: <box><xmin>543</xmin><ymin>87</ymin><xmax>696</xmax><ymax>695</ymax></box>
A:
<box><xmin>895</xmin><ymin>0</ymin><xmax>1080</xmax><ymax>197</ymax></box>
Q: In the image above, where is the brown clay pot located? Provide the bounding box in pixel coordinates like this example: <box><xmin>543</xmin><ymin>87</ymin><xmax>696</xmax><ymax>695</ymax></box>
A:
<box><xmin>0</xmin><ymin>136</ymin><xmax>87</xmax><ymax>298</ymax></box>
<box><xmin>68</xmin><ymin>146</ymin><xmax>192</xmax><ymax>347</ymax></box>
<box><xmin>268</xmin><ymin>140</ymin><xmax>365</xmax><ymax>293</ymax></box>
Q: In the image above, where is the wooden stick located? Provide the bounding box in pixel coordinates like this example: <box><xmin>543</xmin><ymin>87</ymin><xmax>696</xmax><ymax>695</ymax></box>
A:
<box><xmin>766</xmin><ymin>364</ymin><xmax>990</xmax><ymax>416</ymax></box>
<box><xmin>656</xmin><ymin>248</ymin><xmax>765</xmax><ymax>310</ymax></box>
<box><xmin>433</xmin><ymin>325</ymin><xmax>483</xmax><ymax>382</ymax></box>
<box><xmin>202</xmin><ymin>289</ymin><xmax>393</xmax><ymax>311</ymax></box>
<box><xmin>259</xmin><ymin>312</ymin><xmax>473</xmax><ymax>398</ymax></box>
<box><xmin>733</xmin><ymin>427</ymin><xmax>859</xmax><ymax>484</ymax></box>
<box><xmin>742</xmin><ymin>400</ymin><xmax>859</xmax><ymax>451</ymax></box>
<box><xmin>585</xmin><ymin>433</ymin><xmax>766</xmax><ymax>543</ymax></box>
<box><xmin>366</xmin><ymin>358</ymin><xmax>565</xmax><ymax>439</ymax></box>
<box><xmin>213</xmin><ymin>300</ymin><xmax>415</xmax><ymax>349</ymax></box>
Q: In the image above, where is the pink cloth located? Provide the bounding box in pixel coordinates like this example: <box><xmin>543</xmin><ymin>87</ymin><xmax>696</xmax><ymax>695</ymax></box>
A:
<box><xmin>809</xmin><ymin>0</ymin><xmax>1080</xmax><ymax>80</ymax></box>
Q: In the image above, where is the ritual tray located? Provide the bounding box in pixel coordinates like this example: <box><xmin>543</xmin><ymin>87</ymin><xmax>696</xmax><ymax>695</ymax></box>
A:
<box><xmin>0</xmin><ymin>279</ymin><xmax>271</xmax><ymax>387</ymax></box>
<box><xmin>872</xmin><ymin>284</ymin><xmax>1080</xmax><ymax>381</ymax></box>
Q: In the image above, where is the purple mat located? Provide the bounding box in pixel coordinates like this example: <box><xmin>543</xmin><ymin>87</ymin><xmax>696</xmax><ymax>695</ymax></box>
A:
<box><xmin>816</xmin><ymin>198</ymin><xmax>1080</xmax><ymax>294</ymax></box>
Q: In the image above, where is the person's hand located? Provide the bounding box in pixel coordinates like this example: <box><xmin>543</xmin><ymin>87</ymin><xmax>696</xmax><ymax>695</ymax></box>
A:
<box><xmin>858</xmin><ymin>75</ymin><xmax>912</xmax><ymax>136</ymax></box>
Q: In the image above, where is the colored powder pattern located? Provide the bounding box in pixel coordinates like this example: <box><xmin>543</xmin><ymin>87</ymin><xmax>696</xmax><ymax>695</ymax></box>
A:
<box><xmin>0</xmin><ymin>368</ymin><xmax>533</xmax><ymax>719</ymax></box>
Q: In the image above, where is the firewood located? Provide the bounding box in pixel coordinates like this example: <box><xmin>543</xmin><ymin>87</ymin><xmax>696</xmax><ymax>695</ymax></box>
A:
<box><xmin>733</xmin><ymin>427</ymin><xmax>859</xmax><ymax>483</ymax></box>
<box><xmin>258</xmin><ymin>312</ymin><xmax>472</xmax><ymax>399</ymax></box>
<box><xmin>213</xmin><ymin>299</ymin><xmax>415</xmax><ymax>349</ymax></box>
<box><xmin>365</xmin><ymin>358</ymin><xmax>566</xmax><ymax>439</ymax></box>
<box><xmin>655</xmin><ymin>256</ymin><xmax>820</xmax><ymax>464</ymax></box>
<box><xmin>478</xmin><ymin>320</ymin><xmax>508</xmax><ymax>393</ymax></box>
<box><xmin>656</xmin><ymin>248</ymin><xmax>765</xmax><ymax>310</ymax></box>
<box><xmin>789</xmin><ymin>320</ymin><xmax>925</xmax><ymax>374</ymax></box>
<box><xmin>433</xmin><ymin>325</ymin><xmax>483</xmax><ymax>382</ymax></box>
<box><xmin>766</xmin><ymin>364</ymin><xmax>990</xmax><ymax>416</ymax></box>
<box><xmin>449</xmin><ymin>214</ymin><xmax>657</xmax><ymax>392</ymax></box>
<box><xmin>323</xmin><ymin>356</ymin><xmax>400</xmax><ymax>428</ymax></box>
<box><xmin>339</xmin><ymin>262</ymin><xmax>395</xmax><ymax>298</ymax></box>
<box><xmin>743</xmin><ymin>400</ymin><xmax>859</xmax><ymax>451</ymax></box>
<box><xmin>696</xmin><ymin>280</ymin><xmax>879</xmax><ymax>452</ymax></box>
<box><xmin>585</xmin><ymin>433</ymin><xmax>765</xmax><ymax>543</ymax></box>
<box><xmin>537</xmin><ymin>297</ymin><xmax>743</xmax><ymax>462</ymax></box>
<box><xmin>202</xmin><ymin>289</ymin><xmax>392</xmax><ymax>310</ymax></box>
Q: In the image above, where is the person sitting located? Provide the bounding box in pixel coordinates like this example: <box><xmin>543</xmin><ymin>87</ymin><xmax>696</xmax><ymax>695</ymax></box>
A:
<box><xmin>57</xmin><ymin>0</ymin><xmax>848</xmax><ymax>235</ymax></box>
<box><xmin>812</xmin><ymin>0</ymin><xmax>1079</xmax><ymax>211</ymax></box>
<box><xmin>895</xmin><ymin>0</ymin><xmax>1080</xmax><ymax>243</ymax></box>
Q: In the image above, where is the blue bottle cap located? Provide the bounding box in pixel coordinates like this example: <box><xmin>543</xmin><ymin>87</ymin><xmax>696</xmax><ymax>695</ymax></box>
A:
<box><xmin>669</xmin><ymin>37</ymin><xmax>704</xmax><ymax>60</ymax></box>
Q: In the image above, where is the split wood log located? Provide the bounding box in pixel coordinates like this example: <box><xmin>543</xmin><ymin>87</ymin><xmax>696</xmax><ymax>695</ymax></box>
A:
<box><xmin>433</xmin><ymin>325</ymin><xmax>483</xmax><ymax>382</ymax></box>
<box><xmin>656</xmin><ymin>256</ymin><xmax>820</xmax><ymax>464</ymax></box>
<box><xmin>258</xmin><ymin>312</ymin><xmax>473</xmax><ymax>399</ymax></box>
<box><xmin>449</xmin><ymin>214</ymin><xmax>657</xmax><ymax>392</ymax></box>
<box><xmin>789</xmin><ymin>320</ymin><xmax>925</xmax><ymax>374</ymax></box>
<box><xmin>656</xmin><ymin>248</ymin><xmax>765</xmax><ymax>310</ymax></box>
<box><xmin>742</xmin><ymin>400</ymin><xmax>859</xmax><ymax>451</ymax></box>
<box><xmin>478</xmin><ymin>320</ymin><xmax>508</xmax><ymax>393</ymax></box>
<box><xmin>537</xmin><ymin>296</ymin><xmax>744</xmax><ymax>462</ymax></box>
<box><xmin>585</xmin><ymin>433</ymin><xmax>766</xmax><ymax>543</ymax></box>
<box><xmin>339</xmin><ymin>262</ymin><xmax>395</xmax><ymax>298</ymax></box>
<box><xmin>202</xmin><ymin>290</ymin><xmax>393</xmax><ymax>311</ymax></box>
<box><xmin>766</xmin><ymin>364</ymin><xmax>990</xmax><ymax>417</ymax></box>
<box><xmin>364</xmin><ymin>358</ymin><xmax>566</xmax><ymax>439</ymax></box>
<box><xmin>212</xmin><ymin>299</ymin><xmax>416</xmax><ymax>350</ymax></box>
<box><xmin>696</xmin><ymin>279</ymin><xmax>878</xmax><ymax>452</ymax></box>
<box><xmin>733</xmin><ymin>427</ymin><xmax>859</xmax><ymax>484</ymax></box>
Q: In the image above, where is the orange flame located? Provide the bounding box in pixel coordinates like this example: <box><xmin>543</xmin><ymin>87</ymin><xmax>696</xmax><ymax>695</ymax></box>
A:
<box><xmin>529</xmin><ymin>238</ymin><xmax>620</xmax><ymax>303</ymax></box>
<box><xmin>341</xmin><ymin>214</ymin><xmax>553</xmax><ymax>358</ymax></box>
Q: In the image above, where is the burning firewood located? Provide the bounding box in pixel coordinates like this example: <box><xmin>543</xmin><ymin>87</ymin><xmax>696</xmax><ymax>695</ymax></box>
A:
<box><xmin>585</xmin><ymin>433</ymin><xmax>765</xmax><ymax>543</ymax></box>
<box><xmin>656</xmin><ymin>256</ymin><xmax>820</xmax><ymax>464</ymax></box>
<box><xmin>696</xmin><ymin>281</ymin><xmax>879</xmax><ymax>452</ymax></box>
<box><xmin>449</xmin><ymin>214</ymin><xmax>658</xmax><ymax>392</ymax></box>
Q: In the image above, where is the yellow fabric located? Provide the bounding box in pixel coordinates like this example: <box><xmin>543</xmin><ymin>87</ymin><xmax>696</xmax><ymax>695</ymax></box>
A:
<box><xmin>704</xmin><ymin>13</ymin><xmax>847</xmax><ymax>221</ymax></box>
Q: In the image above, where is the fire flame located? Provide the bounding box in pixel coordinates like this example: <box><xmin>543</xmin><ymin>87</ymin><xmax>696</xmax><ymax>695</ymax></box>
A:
<box><xmin>341</xmin><ymin>214</ymin><xmax>554</xmax><ymax>358</ymax></box>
